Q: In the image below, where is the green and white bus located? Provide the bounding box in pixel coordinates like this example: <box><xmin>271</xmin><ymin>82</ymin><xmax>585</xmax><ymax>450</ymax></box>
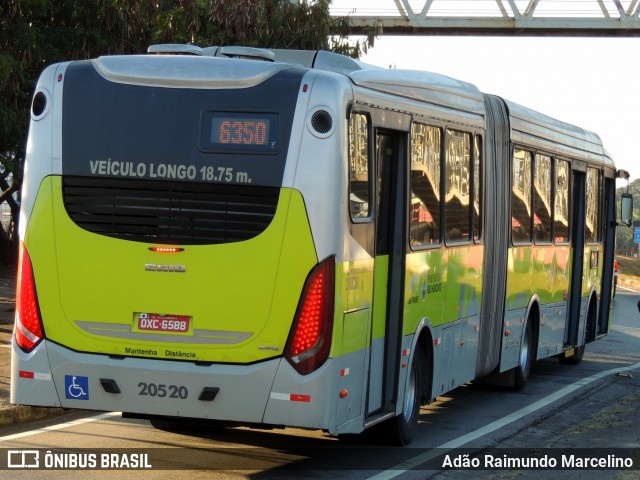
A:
<box><xmin>12</xmin><ymin>45</ymin><xmax>633</xmax><ymax>445</ymax></box>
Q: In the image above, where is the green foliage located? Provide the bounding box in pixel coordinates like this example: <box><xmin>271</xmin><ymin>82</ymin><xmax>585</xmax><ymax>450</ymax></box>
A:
<box><xmin>0</xmin><ymin>0</ymin><xmax>371</xmax><ymax>263</ymax></box>
<box><xmin>617</xmin><ymin>255</ymin><xmax>640</xmax><ymax>278</ymax></box>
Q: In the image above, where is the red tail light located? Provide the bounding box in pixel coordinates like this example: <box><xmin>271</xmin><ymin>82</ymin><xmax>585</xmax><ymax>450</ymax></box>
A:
<box><xmin>284</xmin><ymin>256</ymin><xmax>335</xmax><ymax>375</ymax></box>
<box><xmin>15</xmin><ymin>244</ymin><xmax>44</xmax><ymax>352</ymax></box>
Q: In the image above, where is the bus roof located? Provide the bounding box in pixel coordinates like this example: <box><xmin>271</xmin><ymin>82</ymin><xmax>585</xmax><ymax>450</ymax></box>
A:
<box><xmin>347</xmin><ymin>68</ymin><xmax>485</xmax><ymax>117</ymax></box>
<box><xmin>502</xmin><ymin>97</ymin><xmax>612</xmax><ymax>167</ymax></box>
<box><xmin>140</xmin><ymin>44</ymin><xmax>613</xmax><ymax>170</ymax></box>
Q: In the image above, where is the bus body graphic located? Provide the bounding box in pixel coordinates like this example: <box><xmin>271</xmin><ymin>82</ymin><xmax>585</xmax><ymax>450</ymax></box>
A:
<box><xmin>11</xmin><ymin>46</ymin><xmax>629</xmax><ymax>444</ymax></box>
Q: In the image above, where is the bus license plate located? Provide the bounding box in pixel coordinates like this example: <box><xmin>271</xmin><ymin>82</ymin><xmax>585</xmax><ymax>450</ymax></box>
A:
<box><xmin>137</xmin><ymin>313</ymin><xmax>190</xmax><ymax>333</ymax></box>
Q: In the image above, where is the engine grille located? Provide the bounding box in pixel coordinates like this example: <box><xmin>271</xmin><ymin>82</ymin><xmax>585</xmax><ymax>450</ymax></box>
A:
<box><xmin>62</xmin><ymin>176</ymin><xmax>279</xmax><ymax>245</ymax></box>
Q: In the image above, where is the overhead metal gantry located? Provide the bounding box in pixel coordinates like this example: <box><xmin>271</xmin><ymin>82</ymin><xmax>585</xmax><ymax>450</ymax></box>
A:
<box><xmin>329</xmin><ymin>0</ymin><xmax>640</xmax><ymax>36</ymax></box>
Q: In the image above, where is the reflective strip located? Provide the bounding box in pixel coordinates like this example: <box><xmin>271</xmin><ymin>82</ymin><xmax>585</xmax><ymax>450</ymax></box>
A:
<box><xmin>290</xmin><ymin>394</ymin><xmax>311</xmax><ymax>402</ymax></box>
<box><xmin>18</xmin><ymin>371</ymin><xmax>52</xmax><ymax>381</ymax></box>
<box><xmin>270</xmin><ymin>392</ymin><xmax>311</xmax><ymax>402</ymax></box>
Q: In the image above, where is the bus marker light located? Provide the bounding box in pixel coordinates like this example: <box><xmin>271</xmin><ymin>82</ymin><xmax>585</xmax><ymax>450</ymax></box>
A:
<box><xmin>19</xmin><ymin>371</ymin><xmax>34</xmax><ymax>379</ymax></box>
<box><xmin>402</xmin><ymin>349</ymin><xmax>410</xmax><ymax>357</ymax></box>
<box><xmin>401</xmin><ymin>362</ymin><xmax>407</xmax><ymax>368</ymax></box>
<box><xmin>505</xmin><ymin>330</ymin><xmax>511</xmax><ymax>337</ymax></box>
<box><xmin>340</xmin><ymin>368</ymin><xmax>350</xmax><ymax>377</ymax></box>
<box><xmin>339</xmin><ymin>389</ymin><xmax>348</xmax><ymax>399</ymax></box>
<box><xmin>434</xmin><ymin>338</ymin><xmax>441</xmax><ymax>346</ymax></box>
<box><xmin>149</xmin><ymin>247</ymin><xmax>184</xmax><ymax>253</ymax></box>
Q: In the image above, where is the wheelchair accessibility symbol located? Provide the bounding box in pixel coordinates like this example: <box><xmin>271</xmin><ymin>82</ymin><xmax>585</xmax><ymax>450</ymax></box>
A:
<box><xmin>65</xmin><ymin>375</ymin><xmax>89</xmax><ymax>400</ymax></box>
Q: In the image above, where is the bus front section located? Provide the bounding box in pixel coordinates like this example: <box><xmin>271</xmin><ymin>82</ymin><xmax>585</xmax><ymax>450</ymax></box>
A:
<box><xmin>11</xmin><ymin>52</ymin><xmax>351</xmax><ymax>433</ymax></box>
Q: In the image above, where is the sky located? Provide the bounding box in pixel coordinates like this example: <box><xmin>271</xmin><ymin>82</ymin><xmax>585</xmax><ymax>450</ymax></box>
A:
<box><xmin>354</xmin><ymin>36</ymin><xmax>640</xmax><ymax>184</ymax></box>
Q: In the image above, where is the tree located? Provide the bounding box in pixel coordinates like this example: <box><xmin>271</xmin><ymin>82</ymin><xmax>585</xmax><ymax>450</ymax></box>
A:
<box><xmin>0</xmin><ymin>0</ymin><xmax>373</xmax><ymax>266</ymax></box>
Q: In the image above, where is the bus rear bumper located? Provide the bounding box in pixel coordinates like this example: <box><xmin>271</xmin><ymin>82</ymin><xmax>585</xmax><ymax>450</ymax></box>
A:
<box><xmin>11</xmin><ymin>340</ymin><xmax>340</xmax><ymax>430</ymax></box>
<box><xmin>12</xmin><ymin>339</ymin><xmax>281</xmax><ymax>423</ymax></box>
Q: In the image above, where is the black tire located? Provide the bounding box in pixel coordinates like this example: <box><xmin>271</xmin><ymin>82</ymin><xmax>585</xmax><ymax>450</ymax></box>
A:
<box><xmin>381</xmin><ymin>344</ymin><xmax>425</xmax><ymax>446</ymax></box>
<box><xmin>513</xmin><ymin>317</ymin><xmax>534</xmax><ymax>390</ymax></box>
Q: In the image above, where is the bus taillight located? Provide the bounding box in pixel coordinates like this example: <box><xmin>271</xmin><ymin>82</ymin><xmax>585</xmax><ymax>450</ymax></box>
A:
<box><xmin>15</xmin><ymin>244</ymin><xmax>44</xmax><ymax>353</ymax></box>
<box><xmin>284</xmin><ymin>256</ymin><xmax>335</xmax><ymax>375</ymax></box>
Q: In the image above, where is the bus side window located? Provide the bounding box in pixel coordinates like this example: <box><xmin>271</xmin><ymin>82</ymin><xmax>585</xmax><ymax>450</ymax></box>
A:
<box><xmin>512</xmin><ymin>148</ymin><xmax>532</xmax><ymax>244</ymax></box>
<box><xmin>445</xmin><ymin>130</ymin><xmax>471</xmax><ymax>244</ymax></box>
<box><xmin>554</xmin><ymin>159</ymin><xmax>570</xmax><ymax>243</ymax></box>
<box><xmin>534</xmin><ymin>154</ymin><xmax>552</xmax><ymax>244</ymax></box>
<box><xmin>585</xmin><ymin>166</ymin><xmax>600</xmax><ymax>244</ymax></box>
<box><xmin>473</xmin><ymin>135</ymin><xmax>482</xmax><ymax>242</ymax></box>
<box><xmin>409</xmin><ymin>123</ymin><xmax>442</xmax><ymax>247</ymax></box>
<box><xmin>349</xmin><ymin>113</ymin><xmax>371</xmax><ymax>220</ymax></box>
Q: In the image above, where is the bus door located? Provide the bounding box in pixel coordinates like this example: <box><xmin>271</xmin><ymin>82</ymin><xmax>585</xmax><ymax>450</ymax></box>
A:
<box><xmin>566</xmin><ymin>168</ymin><xmax>586</xmax><ymax>348</ymax></box>
<box><xmin>596</xmin><ymin>176</ymin><xmax>616</xmax><ymax>338</ymax></box>
<box><xmin>367</xmin><ymin>131</ymin><xmax>407</xmax><ymax>416</ymax></box>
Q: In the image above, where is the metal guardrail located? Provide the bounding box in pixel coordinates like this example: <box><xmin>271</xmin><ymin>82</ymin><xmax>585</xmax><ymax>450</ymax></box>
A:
<box><xmin>330</xmin><ymin>0</ymin><xmax>640</xmax><ymax>36</ymax></box>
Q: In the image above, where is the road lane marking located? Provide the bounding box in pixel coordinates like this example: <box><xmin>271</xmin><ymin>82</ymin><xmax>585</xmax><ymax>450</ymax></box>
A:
<box><xmin>0</xmin><ymin>411</ymin><xmax>122</xmax><ymax>442</ymax></box>
<box><xmin>617</xmin><ymin>285</ymin><xmax>640</xmax><ymax>293</ymax></box>
<box><xmin>367</xmin><ymin>360</ymin><xmax>640</xmax><ymax>480</ymax></box>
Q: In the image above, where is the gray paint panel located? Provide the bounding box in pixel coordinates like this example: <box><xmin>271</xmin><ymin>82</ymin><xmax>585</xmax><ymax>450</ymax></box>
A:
<box><xmin>45</xmin><ymin>341</ymin><xmax>279</xmax><ymax>422</ymax></box>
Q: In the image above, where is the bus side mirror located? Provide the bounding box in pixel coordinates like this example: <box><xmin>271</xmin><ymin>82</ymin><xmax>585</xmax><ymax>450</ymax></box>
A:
<box><xmin>621</xmin><ymin>193</ymin><xmax>633</xmax><ymax>227</ymax></box>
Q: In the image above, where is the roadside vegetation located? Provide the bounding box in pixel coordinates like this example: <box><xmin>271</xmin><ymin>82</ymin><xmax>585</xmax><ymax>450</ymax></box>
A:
<box><xmin>0</xmin><ymin>0</ymin><xmax>377</xmax><ymax>267</ymax></box>
<box><xmin>617</xmin><ymin>255</ymin><xmax>640</xmax><ymax>277</ymax></box>
<box><xmin>617</xmin><ymin>255</ymin><xmax>640</xmax><ymax>289</ymax></box>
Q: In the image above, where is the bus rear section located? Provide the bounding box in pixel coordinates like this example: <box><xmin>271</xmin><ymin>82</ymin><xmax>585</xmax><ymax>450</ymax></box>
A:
<box><xmin>11</xmin><ymin>53</ymin><xmax>347</xmax><ymax>431</ymax></box>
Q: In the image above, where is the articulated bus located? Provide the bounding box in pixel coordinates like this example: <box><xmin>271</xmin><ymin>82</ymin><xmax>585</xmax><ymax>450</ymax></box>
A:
<box><xmin>12</xmin><ymin>45</ymin><xmax>633</xmax><ymax>445</ymax></box>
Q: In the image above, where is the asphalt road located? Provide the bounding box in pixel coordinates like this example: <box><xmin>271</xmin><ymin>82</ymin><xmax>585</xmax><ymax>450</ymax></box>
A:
<box><xmin>0</xmin><ymin>289</ymin><xmax>638</xmax><ymax>479</ymax></box>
